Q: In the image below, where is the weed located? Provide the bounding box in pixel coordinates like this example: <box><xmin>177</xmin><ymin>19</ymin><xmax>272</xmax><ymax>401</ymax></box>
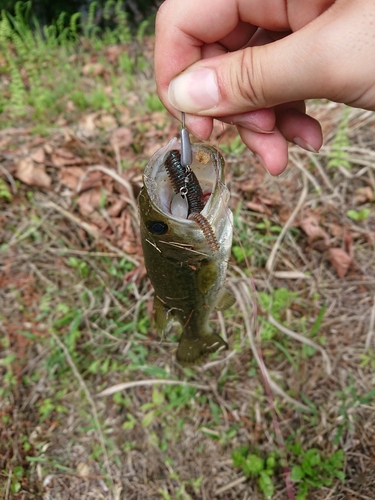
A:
<box><xmin>221</xmin><ymin>135</ymin><xmax>246</xmax><ymax>156</ymax></box>
<box><xmin>258</xmin><ymin>287</ymin><xmax>297</xmax><ymax>340</ymax></box>
<box><xmin>359</xmin><ymin>349</ymin><xmax>375</xmax><ymax>370</ymax></box>
<box><xmin>0</xmin><ymin>177</ymin><xmax>12</xmax><ymax>201</ymax></box>
<box><xmin>327</xmin><ymin>107</ymin><xmax>351</xmax><ymax>169</ymax></box>
<box><xmin>0</xmin><ymin>0</ymin><xmax>144</xmax><ymax>126</ymax></box>
<box><xmin>347</xmin><ymin>208</ymin><xmax>371</xmax><ymax>221</ymax></box>
<box><xmin>289</xmin><ymin>444</ymin><xmax>345</xmax><ymax>499</ymax></box>
<box><xmin>145</xmin><ymin>93</ymin><xmax>165</xmax><ymax>112</ymax></box>
<box><xmin>232</xmin><ymin>446</ymin><xmax>277</xmax><ymax>499</ymax></box>
<box><xmin>334</xmin><ymin>378</ymin><xmax>375</xmax><ymax>445</ymax></box>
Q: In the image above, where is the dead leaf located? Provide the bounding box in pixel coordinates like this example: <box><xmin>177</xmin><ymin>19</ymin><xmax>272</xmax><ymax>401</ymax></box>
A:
<box><xmin>354</xmin><ymin>186</ymin><xmax>374</xmax><ymax>204</ymax></box>
<box><xmin>245</xmin><ymin>201</ymin><xmax>272</xmax><ymax>215</ymax></box>
<box><xmin>107</xmin><ymin>199</ymin><xmax>127</xmax><ymax>217</ymax></box>
<box><xmin>237</xmin><ymin>179</ymin><xmax>258</xmax><ymax>193</ymax></box>
<box><xmin>110</xmin><ymin>127</ymin><xmax>133</xmax><ymax>150</ymax></box>
<box><xmin>30</xmin><ymin>147</ymin><xmax>45</xmax><ymax>163</ymax></box>
<box><xmin>327</xmin><ymin>222</ymin><xmax>344</xmax><ymax>238</ymax></box>
<box><xmin>143</xmin><ymin>141</ymin><xmax>163</xmax><ymax>158</ymax></box>
<box><xmin>327</xmin><ymin>247</ymin><xmax>352</xmax><ymax>278</ymax></box>
<box><xmin>76</xmin><ymin>462</ymin><xmax>90</xmax><ymax>477</ymax></box>
<box><xmin>15</xmin><ymin>158</ymin><xmax>51</xmax><ymax>188</ymax></box>
<box><xmin>259</xmin><ymin>193</ymin><xmax>282</xmax><ymax>206</ymax></box>
<box><xmin>112</xmin><ymin>210</ymin><xmax>141</xmax><ymax>254</ymax></box>
<box><xmin>65</xmin><ymin>100</ymin><xmax>76</xmax><ymax>113</ymax></box>
<box><xmin>77</xmin><ymin>188</ymin><xmax>102</xmax><ymax>215</ymax></box>
<box><xmin>78</xmin><ymin>113</ymin><xmax>99</xmax><ymax>136</ymax></box>
<box><xmin>59</xmin><ymin>167</ymin><xmax>103</xmax><ymax>192</ymax></box>
<box><xmin>299</xmin><ymin>216</ymin><xmax>330</xmax><ymax>246</ymax></box>
<box><xmin>96</xmin><ymin>113</ymin><xmax>117</xmax><ymax>131</ymax></box>
<box><xmin>82</xmin><ymin>62</ymin><xmax>105</xmax><ymax>76</ymax></box>
<box><xmin>51</xmin><ymin>148</ymin><xmax>85</xmax><ymax>167</ymax></box>
<box><xmin>104</xmin><ymin>45</ymin><xmax>126</xmax><ymax>63</ymax></box>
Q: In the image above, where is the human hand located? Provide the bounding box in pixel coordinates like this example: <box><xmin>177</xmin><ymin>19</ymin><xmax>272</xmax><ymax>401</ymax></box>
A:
<box><xmin>155</xmin><ymin>0</ymin><xmax>375</xmax><ymax>175</ymax></box>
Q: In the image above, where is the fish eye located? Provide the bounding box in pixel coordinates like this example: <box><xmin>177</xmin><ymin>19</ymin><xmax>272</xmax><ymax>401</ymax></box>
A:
<box><xmin>147</xmin><ymin>221</ymin><xmax>168</xmax><ymax>235</ymax></box>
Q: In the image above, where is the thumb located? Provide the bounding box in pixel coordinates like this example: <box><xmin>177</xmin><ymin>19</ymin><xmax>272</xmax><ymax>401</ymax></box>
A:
<box><xmin>167</xmin><ymin>27</ymin><xmax>330</xmax><ymax>115</ymax></box>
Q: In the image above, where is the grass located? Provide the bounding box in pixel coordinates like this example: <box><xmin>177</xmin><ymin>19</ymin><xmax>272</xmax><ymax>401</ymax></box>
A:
<box><xmin>0</xmin><ymin>0</ymin><xmax>157</xmax><ymax>128</ymax></box>
<box><xmin>1</xmin><ymin>3</ymin><xmax>375</xmax><ymax>499</ymax></box>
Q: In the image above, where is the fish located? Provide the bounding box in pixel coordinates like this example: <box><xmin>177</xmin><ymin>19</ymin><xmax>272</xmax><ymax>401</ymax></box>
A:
<box><xmin>138</xmin><ymin>138</ymin><xmax>234</xmax><ymax>365</ymax></box>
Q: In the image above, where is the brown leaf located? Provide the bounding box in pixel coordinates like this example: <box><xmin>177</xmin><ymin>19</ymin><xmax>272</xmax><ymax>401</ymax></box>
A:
<box><xmin>245</xmin><ymin>201</ymin><xmax>272</xmax><ymax>215</ymax></box>
<box><xmin>15</xmin><ymin>158</ymin><xmax>51</xmax><ymax>188</ymax></box>
<box><xmin>59</xmin><ymin>167</ymin><xmax>102</xmax><ymax>192</ymax></box>
<box><xmin>110</xmin><ymin>127</ymin><xmax>133</xmax><ymax>150</ymax></box>
<box><xmin>299</xmin><ymin>216</ymin><xmax>330</xmax><ymax>246</ymax></box>
<box><xmin>77</xmin><ymin>188</ymin><xmax>102</xmax><ymax>215</ymax></box>
<box><xmin>51</xmin><ymin>148</ymin><xmax>85</xmax><ymax>167</ymax></box>
<box><xmin>112</xmin><ymin>210</ymin><xmax>141</xmax><ymax>254</ymax></box>
<box><xmin>327</xmin><ymin>247</ymin><xmax>352</xmax><ymax>278</ymax></box>
<box><xmin>30</xmin><ymin>147</ymin><xmax>46</xmax><ymax>163</ymax></box>
<box><xmin>95</xmin><ymin>113</ymin><xmax>117</xmax><ymax>131</ymax></box>
<box><xmin>104</xmin><ymin>45</ymin><xmax>126</xmax><ymax>63</ymax></box>
<box><xmin>107</xmin><ymin>199</ymin><xmax>127</xmax><ymax>217</ymax></box>
<box><xmin>327</xmin><ymin>222</ymin><xmax>344</xmax><ymax>238</ymax></box>
<box><xmin>78</xmin><ymin>113</ymin><xmax>98</xmax><ymax>136</ymax></box>
<box><xmin>259</xmin><ymin>192</ymin><xmax>282</xmax><ymax>206</ymax></box>
<box><xmin>82</xmin><ymin>62</ymin><xmax>105</xmax><ymax>77</ymax></box>
<box><xmin>354</xmin><ymin>186</ymin><xmax>374</xmax><ymax>204</ymax></box>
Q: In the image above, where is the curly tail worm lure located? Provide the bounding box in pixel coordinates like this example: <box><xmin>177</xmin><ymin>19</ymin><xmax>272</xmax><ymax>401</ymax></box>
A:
<box><xmin>164</xmin><ymin>149</ymin><xmax>205</xmax><ymax>215</ymax></box>
<box><xmin>188</xmin><ymin>212</ymin><xmax>220</xmax><ymax>253</ymax></box>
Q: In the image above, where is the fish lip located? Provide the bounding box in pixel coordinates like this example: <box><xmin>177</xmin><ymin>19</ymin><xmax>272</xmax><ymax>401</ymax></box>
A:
<box><xmin>143</xmin><ymin>138</ymin><xmax>229</xmax><ymax>226</ymax></box>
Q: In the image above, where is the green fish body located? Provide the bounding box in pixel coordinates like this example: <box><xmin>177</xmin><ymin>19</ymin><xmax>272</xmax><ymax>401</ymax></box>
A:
<box><xmin>138</xmin><ymin>139</ymin><xmax>233</xmax><ymax>364</ymax></box>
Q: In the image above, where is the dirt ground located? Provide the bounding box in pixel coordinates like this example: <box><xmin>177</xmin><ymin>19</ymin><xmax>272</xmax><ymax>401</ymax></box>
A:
<box><xmin>1</xmin><ymin>97</ymin><xmax>375</xmax><ymax>499</ymax></box>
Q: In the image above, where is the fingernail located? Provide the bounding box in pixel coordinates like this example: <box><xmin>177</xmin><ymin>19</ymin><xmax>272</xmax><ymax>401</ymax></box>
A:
<box><xmin>168</xmin><ymin>69</ymin><xmax>219</xmax><ymax>112</ymax></box>
<box><xmin>255</xmin><ymin>154</ymin><xmax>269</xmax><ymax>173</ymax></box>
<box><xmin>293</xmin><ymin>136</ymin><xmax>319</xmax><ymax>153</ymax></box>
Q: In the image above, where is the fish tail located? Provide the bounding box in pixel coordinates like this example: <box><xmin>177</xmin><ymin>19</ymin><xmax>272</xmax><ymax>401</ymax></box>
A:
<box><xmin>176</xmin><ymin>332</ymin><xmax>228</xmax><ymax>365</ymax></box>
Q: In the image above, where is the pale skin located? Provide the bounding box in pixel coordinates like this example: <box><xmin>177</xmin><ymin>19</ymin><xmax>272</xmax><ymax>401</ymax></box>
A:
<box><xmin>155</xmin><ymin>0</ymin><xmax>375</xmax><ymax>175</ymax></box>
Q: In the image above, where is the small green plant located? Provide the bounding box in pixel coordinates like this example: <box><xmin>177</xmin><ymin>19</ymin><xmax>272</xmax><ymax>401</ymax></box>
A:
<box><xmin>68</xmin><ymin>256</ymin><xmax>89</xmax><ymax>278</ymax></box>
<box><xmin>347</xmin><ymin>208</ymin><xmax>371</xmax><ymax>221</ymax></box>
<box><xmin>145</xmin><ymin>93</ymin><xmax>165</xmax><ymax>112</ymax></box>
<box><xmin>359</xmin><ymin>349</ymin><xmax>375</xmax><ymax>370</ymax></box>
<box><xmin>9</xmin><ymin>465</ymin><xmax>24</xmax><ymax>494</ymax></box>
<box><xmin>232</xmin><ymin>447</ymin><xmax>276</xmax><ymax>499</ymax></box>
<box><xmin>0</xmin><ymin>177</ymin><xmax>12</xmax><ymax>201</ymax></box>
<box><xmin>334</xmin><ymin>378</ymin><xmax>375</xmax><ymax>444</ymax></box>
<box><xmin>327</xmin><ymin>107</ymin><xmax>351</xmax><ymax>169</ymax></box>
<box><xmin>258</xmin><ymin>287</ymin><xmax>297</xmax><ymax>340</ymax></box>
<box><xmin>289</xmin><ymin>444</ymin><xmax>345</xmax><ymax>500</ymax></box>
<box><xmin>221</xmin><ymin>135</ymin><xmax>246</xmax><ymax>156</ymax></box>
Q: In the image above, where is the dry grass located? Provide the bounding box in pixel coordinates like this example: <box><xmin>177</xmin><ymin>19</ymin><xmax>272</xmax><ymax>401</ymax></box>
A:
<box><xmin>1</xmin><ymin>46</ymin><xmax>375</xmax><ymax>499</ymax></box>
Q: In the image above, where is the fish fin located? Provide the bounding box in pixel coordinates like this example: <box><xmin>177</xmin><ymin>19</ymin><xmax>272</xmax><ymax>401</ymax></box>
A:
<box><xmin>176</xmin><ymin>332</ymin><xmax>228</xmax><ymax>365</ymax></box>
<box><xmin>196</xmin><ymin>259</ymin><xmax>218</xmax><ymax>294</ymax></box>
<box><xmin>215</xmin><ymin>288</ymin><xmax>236</xmax><ymax>311</ymax></box>
<box><xmin>153</xmin><ymin>296</ymin><xmax>174</xmax><ymax>337</ymax></box>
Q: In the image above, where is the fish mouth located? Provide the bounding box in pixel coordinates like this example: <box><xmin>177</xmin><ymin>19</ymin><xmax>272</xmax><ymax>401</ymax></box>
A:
<box><xmin>143</xmin><ymin>138</ymin><xmax>227</xmax><ymax>224</ymax></box>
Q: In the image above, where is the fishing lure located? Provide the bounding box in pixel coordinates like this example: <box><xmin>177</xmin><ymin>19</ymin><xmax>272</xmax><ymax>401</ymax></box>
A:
<box><xmin>188</xmin><ymin>212</ymin><xmax>220</xmax><ymax>253</ymax></box>
<box><xmin>164</xmin><ymin>149</ymin><xmax>205</xmax><ymax>215</ymax></box>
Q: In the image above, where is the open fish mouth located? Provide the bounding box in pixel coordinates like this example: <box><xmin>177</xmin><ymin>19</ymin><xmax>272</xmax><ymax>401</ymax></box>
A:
<box><xmin>143</xmin><ymin>138</ymin><xmax>229</xmax><ymax>225</ymax></box>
